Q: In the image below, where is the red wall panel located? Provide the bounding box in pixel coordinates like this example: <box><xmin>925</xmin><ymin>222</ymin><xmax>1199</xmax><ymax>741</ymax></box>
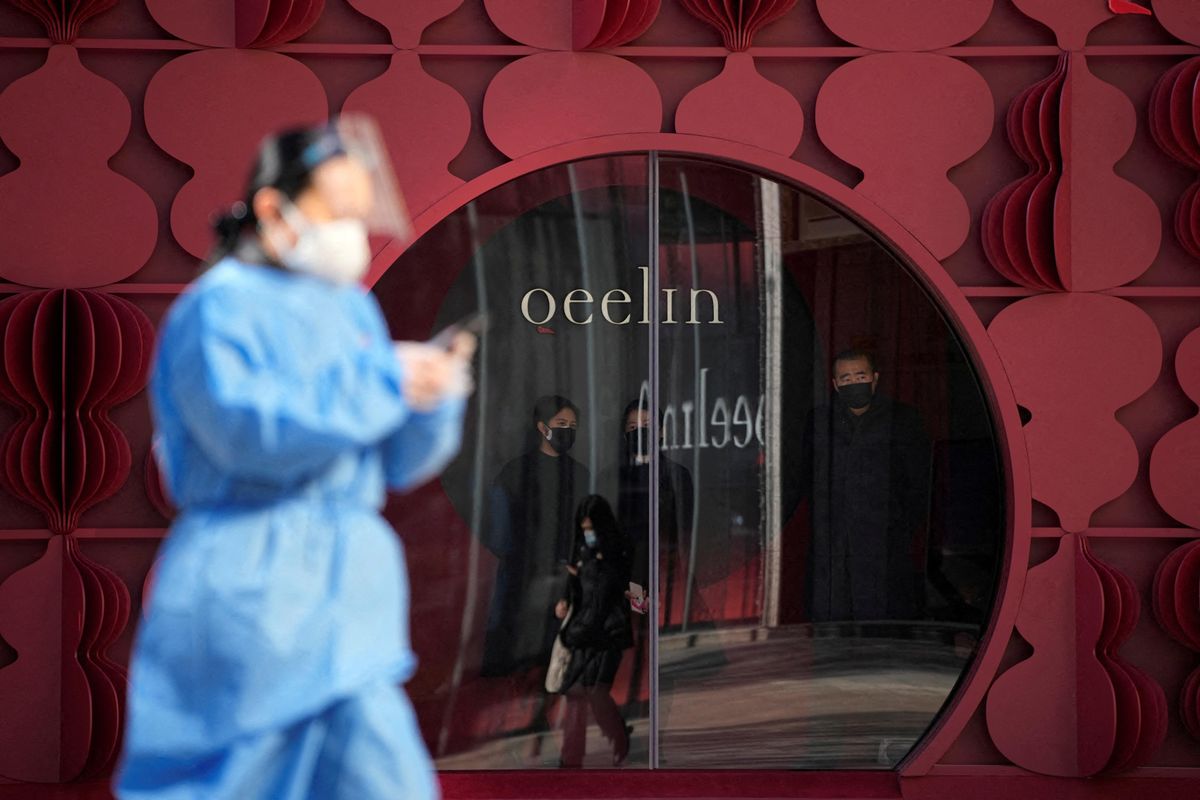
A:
<box><xmin>0</xmin><ymin>0</ymin><xmax>1198</xmax><ymax>797</ymax></box>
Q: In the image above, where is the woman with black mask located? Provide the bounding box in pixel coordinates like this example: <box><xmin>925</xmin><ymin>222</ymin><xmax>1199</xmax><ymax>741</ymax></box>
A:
<box><xmin>554</xmin><ymin>495</ymin><xmax>633</xmax><ymax>767</ymax></box>
<box><xmin>482</xmin><ymin>395</ymin><xmax>591</xmax><ymax>680</ymax></box>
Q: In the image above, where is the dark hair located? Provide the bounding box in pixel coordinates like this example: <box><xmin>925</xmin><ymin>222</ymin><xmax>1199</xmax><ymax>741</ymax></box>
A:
<box><xmin>620</xmin><ymin>397</ymin><xmax>661</xmax><ymax>463</ymax></box>
<box><xmin>621</xmin><ymin>396</ymin><xmax>663</xmax><ymax>429</ymax></box>
<box><xmin>832</xmin><ymin>348</ymin><xmax>877</xmax><ymax>374</ymax></box>
<box><xmin>574</xmin><ymin>494</ymin><xmax>624</xmax><ymax>558</ymax></box>
<box><xmin>206</xmin><ymin>124</ymin><xmax>348</xmax><ymax>266</ymax></box>
<box><xmin>533</xmin><ymin>394</ymin><xmax>579</xmax><ymax>427</ymax></box>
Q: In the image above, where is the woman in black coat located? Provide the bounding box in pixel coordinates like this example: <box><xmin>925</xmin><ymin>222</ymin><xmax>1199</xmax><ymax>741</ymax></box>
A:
<box><xmin>554</xmin><ymin>495</ymin><xmax>633</xmax><ymax>767</ymax></box>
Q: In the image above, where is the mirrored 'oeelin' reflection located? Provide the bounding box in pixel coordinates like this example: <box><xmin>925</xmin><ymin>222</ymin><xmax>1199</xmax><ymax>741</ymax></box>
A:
<box><xmin>372</xmin><ymin>155</ymin><xmax>1004</xmax><ymax>771</ymax></box>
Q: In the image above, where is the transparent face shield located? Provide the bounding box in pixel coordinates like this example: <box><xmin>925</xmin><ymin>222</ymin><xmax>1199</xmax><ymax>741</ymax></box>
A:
<box><xmin>304</xmin><ymin>114</ymin><xmax>412</xmax><ymax>242</ymax></box>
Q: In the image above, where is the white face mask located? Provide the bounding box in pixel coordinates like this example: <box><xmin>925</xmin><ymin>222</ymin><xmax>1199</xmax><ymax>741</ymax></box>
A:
<box><xmin>274</xmin><ymin>204</ymin><xmax>371</xmax><ymax>285</ymax></box>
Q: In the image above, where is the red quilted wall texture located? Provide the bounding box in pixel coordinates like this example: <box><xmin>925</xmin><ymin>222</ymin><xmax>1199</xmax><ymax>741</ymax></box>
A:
<box><xmin>1</xmin><ymin>0</ymin><xmax>1199</xmax><ymax>797</ymax></box>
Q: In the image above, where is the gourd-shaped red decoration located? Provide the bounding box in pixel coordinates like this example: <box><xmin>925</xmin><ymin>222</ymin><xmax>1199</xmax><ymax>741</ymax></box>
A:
<box><xmin>484</xmin><ymin>0</ymin><xmax>659</xmax><ymax>50</ymax></box>
<box><xmin>678</xmin><ymin>0</ymin><xmax>791</xmax><ymax>51</ymax></box>
<box><xmin>342</xmin><ymin>2</ymin><xmax>470</xmax><ymax>217</ymax></box>
<box><xmin>6</xmin><ymin>0</ymin><xmax>114</xmax><ymax>40</ymax></box>
<box><xmin>1148</xmin><ymin>57</ymin><xmax>1200</xmax><ymax>262</ymax></box>
<box><xmin>0</xmin><ymin>290</ymin><xmax>154</xmax><ymax>533</ymax></box>
<box><xmin>988</xmin><ymin>294</ymin><xmax>1160</xmax><ymax>532</ymax></box>
<box><xmin>1150</xmin><ymin>328</ymin><xmax>1200</xmax><ymax>528</ymax></box>
<box><xmin>815</xmin><ymin>0</ymin><xmax>992</xmax><ymax>51</ymax></box>
<box><xmin>986</xmin><ymin>534</ymin><xmax>1165</xmax><ymax>776</ymax></box>
<box><xmin>1152</xmin><ymin>538</ymin><xmax>1200</xmax><ymax>742</ymax></box>
<box><xmin>146</xmin><ymin>0</ymin><xmax>325</xmax><ymax>48</ymax></box>
<box><xmin>144</xmin><ymin>48</ymin><xmax>326</xmax><ymax>259</ymax></box>
<box><xmin>572</xmin><ymin>0</ymin><xmax>661</xmax><ymax>49</ymax></box>
<box><xmin>810</xmin><ymin>1</ymin><xmax>993</xmax><ymax>259</ymax></box>
<box><xmin>674</xmin><ymin>0</ymin><xmax>804</xmax><ymax>156</ymax></box>
<box><xmin>1148</xmin><ymin>0</ymin><xmax>1199</xmax><ymax>45</ymax></box>
<box><xmin>344</xmin><ymin>52</ymin><xmax>469</xmax><ymax>218</ymax></box>
<box><xmin>0</xmin><ymin>535</ymin><xmax>131</xmax><ymax>782</ymax></box>
<box><xmin>986</xmin><ymin>533</ymin><xmax>1114</xmax><ymax>776</ymax></box>
<box><xmin>982</xmin><ymin>51</ymin><xmax>1161</xmax><ymax>289</ymax></box>
<box><xmin>482</xmin><ymin>1</ymin><xmax>662</xmax><ymax>159</ymax></box>
<box><xmin>0</xmin><ymin>2</ymin><xmax>156</xmax><ymax>288</ymax></box>
<box><xmin>983</xmin><ymin>57</ymin><xmax>1067</xmax><ymax>289</ymax></box>
<box><xmin>990</xmin><ymin>1</ymin><xmax>1160</xmax><ymax>288</ymax></box>
<box><xmin>1012</xmin><ymin>0</ymin><xmax>1152</xmax><ymax>50</ymax></box>
<box><xmin>816</xmin><ymin>53</ymin><xmax>992</xmax><ymax>259</ymax></box>
<box><xmin>1083</xmin><ymin>540</ymin><xmax>1167</xmax><ymax>772</ymax></box>
<box><xmin>69</xmin><ymin>535</ymin><xmax>132</xmax><ymax>780</ymax></box>
<box><xmin>141</xmin><ymin>2</ymin><xmax>328</xmax><ymax>258</ymax></box>
<box><xmin>348</xmin><ymin>0</ymin><xmax>463</xmax><ymax>48</ymax></box>
<box><xmin>0</xmin><ymin>536</ymin><xmax>89</xmax><ymax>782</ymax></box>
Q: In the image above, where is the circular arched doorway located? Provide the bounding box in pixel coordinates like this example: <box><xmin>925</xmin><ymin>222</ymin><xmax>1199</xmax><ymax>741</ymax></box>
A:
<box><xmin>371</xmin><ymin>143</ymin><xmax>1026</xmax><ymax>773</ymax></box>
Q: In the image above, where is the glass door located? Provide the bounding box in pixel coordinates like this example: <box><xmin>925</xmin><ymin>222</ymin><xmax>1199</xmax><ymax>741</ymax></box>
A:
<box><xmin>375</xmin><ymin>153</ymin><xmax>1005</xmax><ymax>771</ymax></box>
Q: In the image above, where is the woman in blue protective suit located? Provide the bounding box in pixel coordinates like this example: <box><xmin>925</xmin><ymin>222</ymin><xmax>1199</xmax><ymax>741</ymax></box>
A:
<box><xmin>116</xmin><ymin>121</ymin><xmax>474</xmax><ymax>799</ymax></box>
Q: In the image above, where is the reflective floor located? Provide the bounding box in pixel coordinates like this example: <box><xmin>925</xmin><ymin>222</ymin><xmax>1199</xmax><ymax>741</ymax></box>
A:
<box><xmin>436</xmin><ymin>623</ymin><xmax>977</xmax><ymax>770</ymax></box>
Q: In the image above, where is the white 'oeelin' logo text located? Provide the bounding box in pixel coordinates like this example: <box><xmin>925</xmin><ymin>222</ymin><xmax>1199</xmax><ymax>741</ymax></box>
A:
<box><xmin>520</xmin><ymin>266</ymin><xmax>723</xmax><ymax>326</ymax></box>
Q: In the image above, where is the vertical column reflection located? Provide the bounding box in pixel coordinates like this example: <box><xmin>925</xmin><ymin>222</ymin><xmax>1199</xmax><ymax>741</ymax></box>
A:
<box><xmin>758</xmin><ymin>178</ymin><xmax>783</xmax><ymax>630</ymax></box>
<box><xmin>436</xmin><ymin>200</ymin><xmax>490</xmax><ymax>758</ymax></box>
<box><xmin>647</xmin><ymin>151</ymin><xmax>662</xmax><ymax>769</ymax></box>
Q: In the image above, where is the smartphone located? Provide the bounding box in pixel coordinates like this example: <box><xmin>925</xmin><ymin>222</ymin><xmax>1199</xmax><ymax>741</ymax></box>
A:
<box><xmin>428</xmin><ymin>312</ymin><xmax>488</xmax><ymax>351</ymax></box>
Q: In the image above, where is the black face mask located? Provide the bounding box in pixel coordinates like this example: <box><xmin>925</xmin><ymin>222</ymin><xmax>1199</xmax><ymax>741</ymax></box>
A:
<box><xmin>837</xmin><ymin>382</ymin><xmax>874</xmax><ymax>410</ymax></box>
<box><xmin>625</xmin><ymin>427</ymin><xmax>652</xmax><ymax>460</ymax></box>
<box><xmin>544</xmin><ymin>426</ymin><xmax>576</xmax><ymax>454</ymax></box>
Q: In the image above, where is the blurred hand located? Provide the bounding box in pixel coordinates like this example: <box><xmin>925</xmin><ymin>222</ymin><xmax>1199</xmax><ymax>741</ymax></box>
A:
<box><xmin>447</xmin><ymin>330</ymin><xmax>477</xmax><ymax>362</ymax></box>
<box><xmin>394</xmin><ymin>340</ymin><xmax>475</xmax><ymax>411</ymax></box>
<box><xmin>555</xmin><ymin>600</ymin><xmax>569</xmax><ymax>620</ymax></box>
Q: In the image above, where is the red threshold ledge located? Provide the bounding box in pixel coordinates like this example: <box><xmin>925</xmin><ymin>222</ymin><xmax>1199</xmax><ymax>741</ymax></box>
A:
<box><xmin>440</xmin><ymin>771</ymin><xmax>900</xmax><ymax>799</ymax></box>
<box><xmin>3</xmin><ymin>772</ymin><xmax>1200</xmax><ymax>799</ymax></box>
<box><xmin>0</xmin><ymin>772</ymin><xmax>897</xmax><ymax>799</ymax></box>
<box><xmin>442</xmin><ymin>771</ymin><xmax>1200</xmax><ymax>800</ymax></box>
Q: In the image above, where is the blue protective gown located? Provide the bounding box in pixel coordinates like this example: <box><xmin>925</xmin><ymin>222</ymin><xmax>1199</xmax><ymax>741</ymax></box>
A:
<box><xmin>116</xmin><ymin>258</ymin><xmax>464</xmax><ymax>799</ymax></box>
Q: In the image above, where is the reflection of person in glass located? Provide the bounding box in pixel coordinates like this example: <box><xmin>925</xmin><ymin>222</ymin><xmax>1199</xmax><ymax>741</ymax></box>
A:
<box><xmin>118</xmin><ymin>123</ymin><xmax>472</xmax><ymax>799</ymax></box>
<box><xmin>803</xmin><ymin>349</ymin><xmax>931</xmax><ymax>623</ymax></box>
<box><xmin>607</xmin><ymin>399</ymin><xmax>695</xmax><ymax>605</ymax></box>
<box><xmin>482</xmin><ymin>395</ymin><xmax>591</xmax><ymax>678</ymax></box>
<box><xmin>600</xmin><ymin>398</ymin><xmax>694</xmax><ymax>708</ymax></box>
<box><xmin>555</xmin><ymin>495</ymin><xmax>634</xmax><ymax>768</ymax></box>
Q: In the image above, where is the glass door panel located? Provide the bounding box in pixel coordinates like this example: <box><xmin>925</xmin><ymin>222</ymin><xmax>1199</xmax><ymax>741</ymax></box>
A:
<box><xmin>653</xmin><ymin>156</ymin><xmax>1003</xmax><ymax>769</ymax></box>
<box><xmin>375</xmin><ymin>155</ymin><xmax>652</xmax><ymax>769</ymax></box>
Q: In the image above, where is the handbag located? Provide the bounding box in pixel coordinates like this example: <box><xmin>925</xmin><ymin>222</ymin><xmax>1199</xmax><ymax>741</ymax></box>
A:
<box><xmin>544</xmin><ymin>604</ymin><xmax>574</xmax><ymax>693</ymax></box>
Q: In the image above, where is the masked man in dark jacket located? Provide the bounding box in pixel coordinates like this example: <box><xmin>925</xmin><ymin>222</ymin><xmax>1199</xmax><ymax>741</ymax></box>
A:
<box><xmin>803</xmin><ymin>350</ymin><xmax>931</xmax><ymax>623</ymax></box>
